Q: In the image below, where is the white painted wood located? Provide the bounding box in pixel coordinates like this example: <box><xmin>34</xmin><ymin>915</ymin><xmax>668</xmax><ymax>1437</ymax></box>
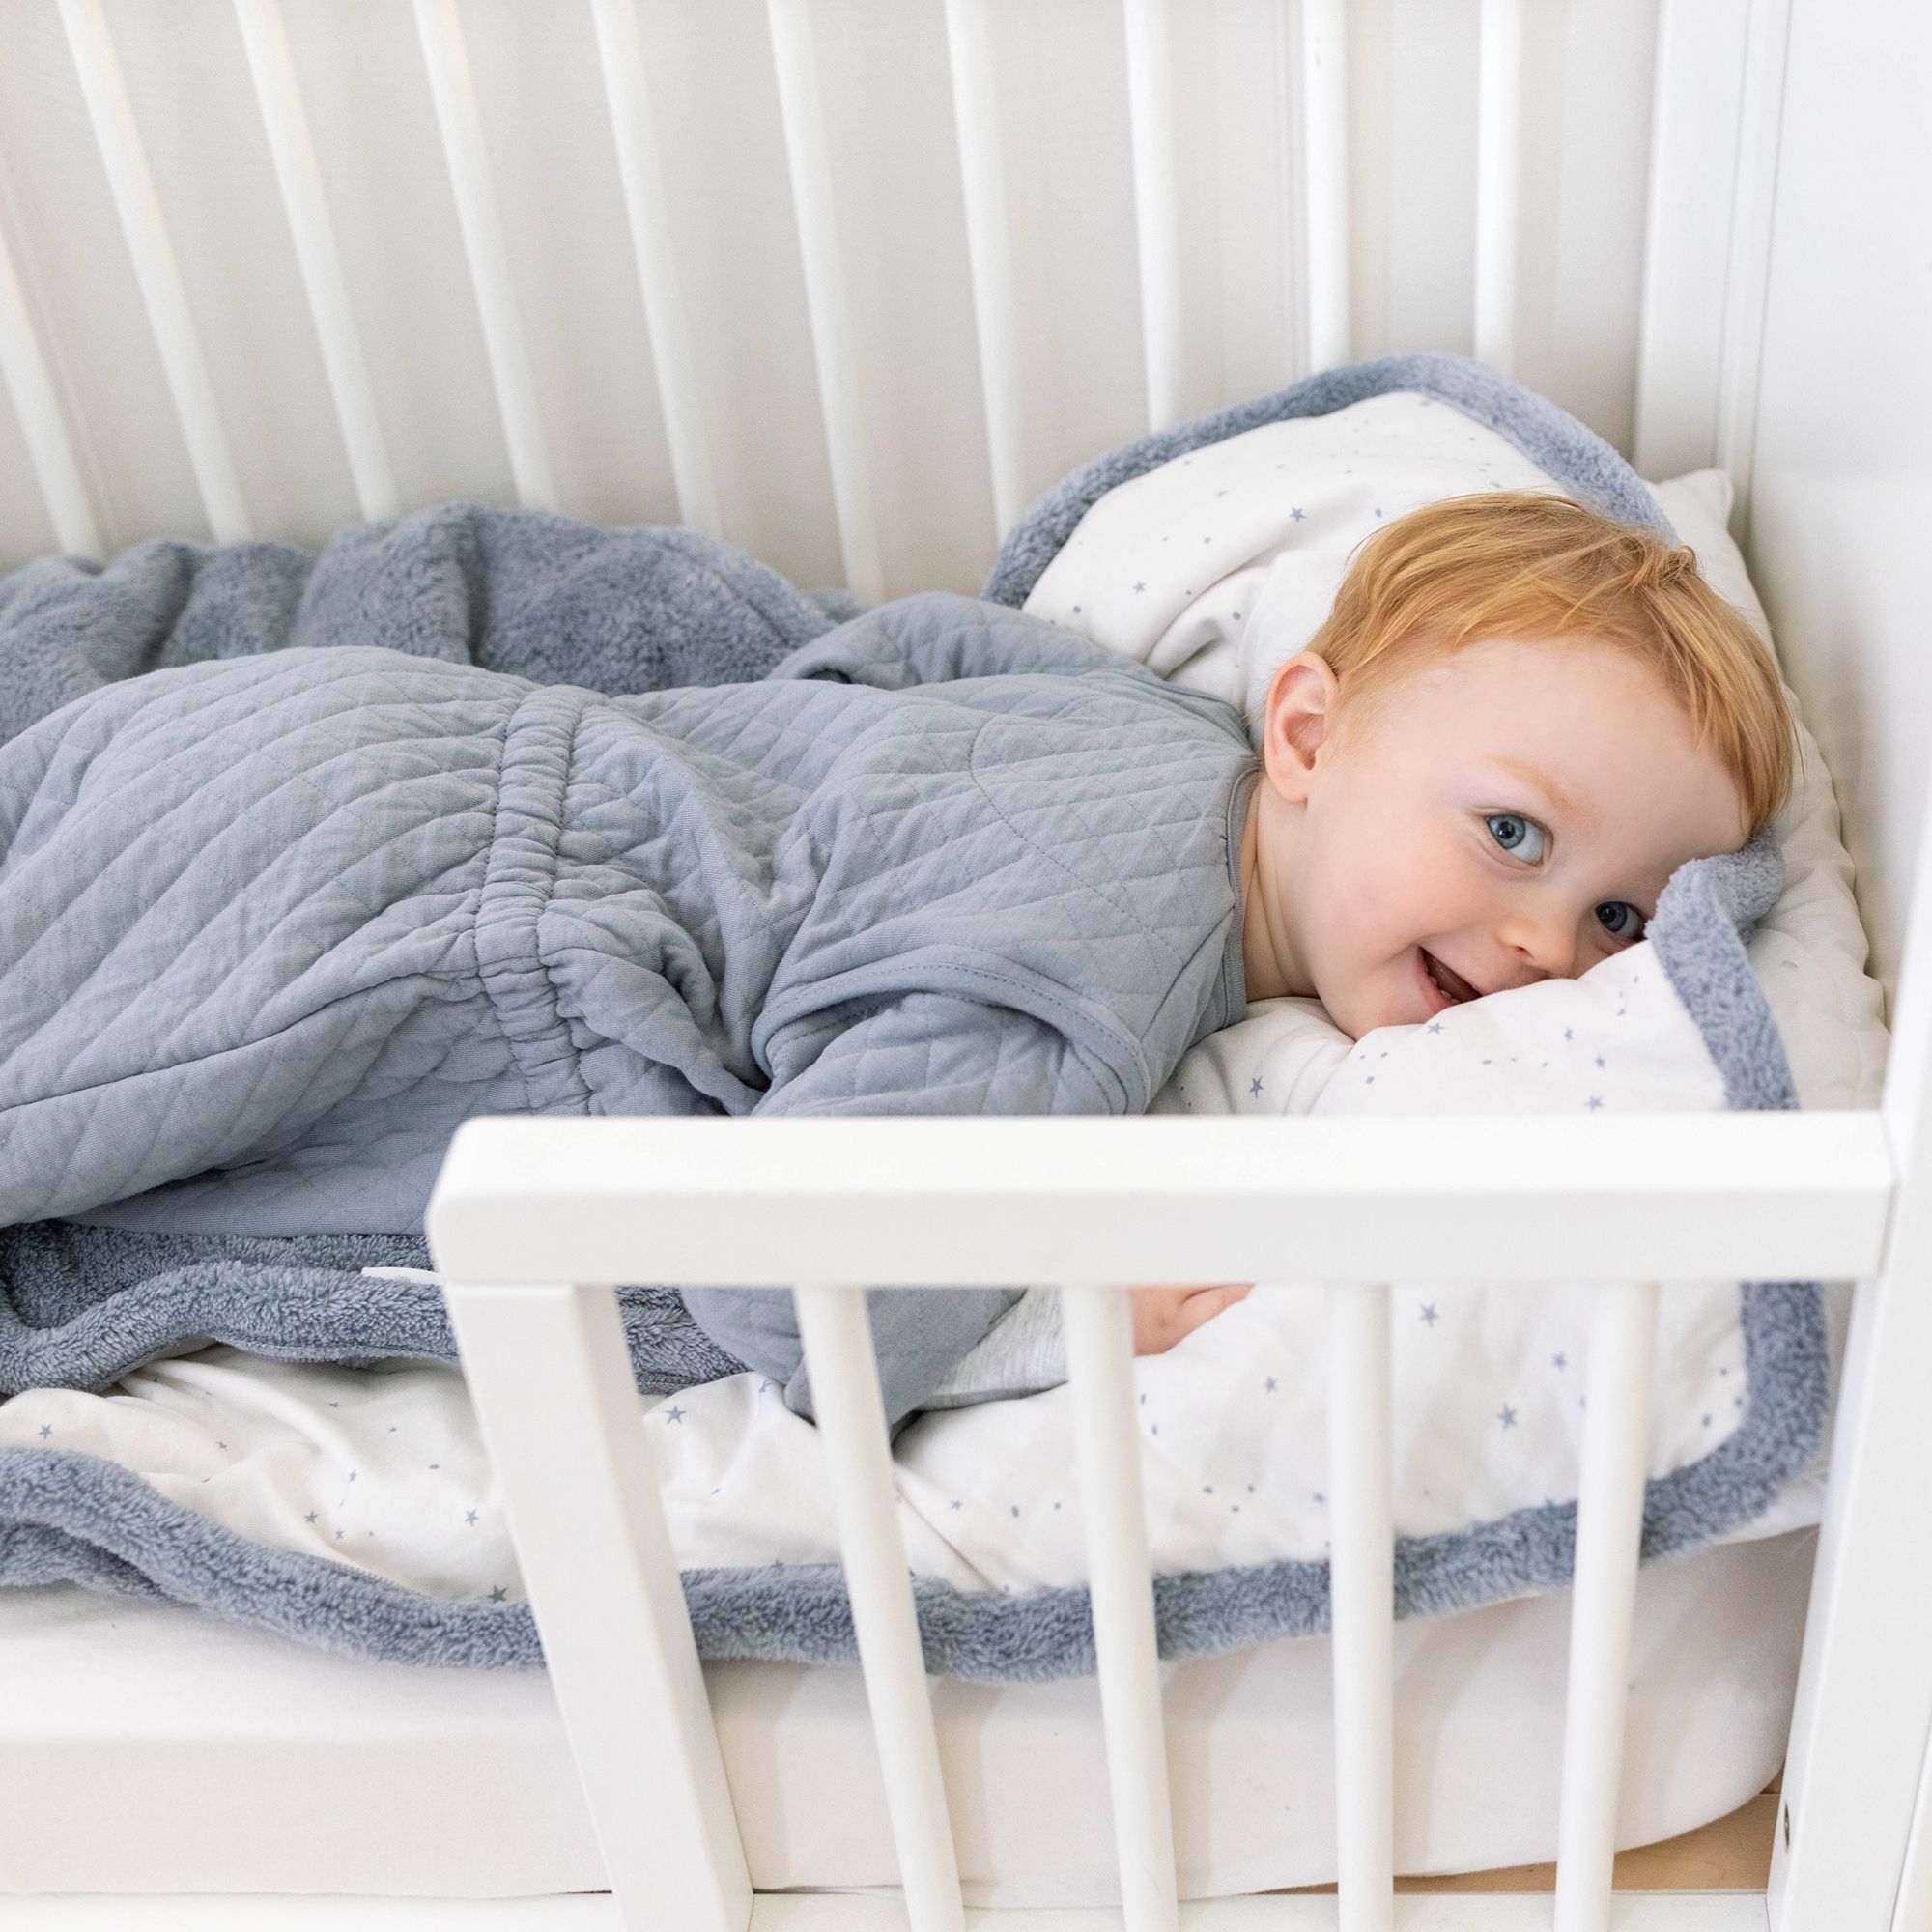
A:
<box><xmin>0</xmin><ymin>1887</ymin><xmax>1780</xmax><ymax>1928</ymax></box>
<box><xmin>436</xmin><ymin>1281</ymin><xmax>750</xmax><ymax>1932</ymax></box>
<box><xmin>1632</xmin><ymin>0</ymin><xmax>1751</xmax><ymax>482</ymax></box>
<box><xmin>1712</xmin><ymin>0</ymin><xmax>1794</xmax><ymax>541</ymax></box>
<box><xmin>754</xmin><ymin>1903</ymin><xmax>1770</xmax><ymax>1932</ymax></box>
<box><xmin>1472</xmin><ymin>0</ymin><xmax>1522</xmax><ymax>378</ymax></box>
<box><xmin>1734</xmin><ymin>1</ymin><xmax>1932</xmax><ymax>1005</ymax></box>
<box><xmin>234</xmin><ymin>0</ymin><xmax>399</xmax><ymax>524</ymax></box>
<box><xmin>1122</xmin><ymin>0</ymin><xmax>1184</xmax><ymax>431</ymax></box>
<box><xmin>589</xmin><ymin>0</ymin><xmax>722</xmax><ymax>539</ymax></box>
<box><xmin>1770</xmin><ymin>802</ymin><xmax>1932</xmax><ymax>1928</ymax></box>
<box><xmin>791</xmin><ymin>1283</ymin><xmax>965</xmax><ymax>1932</ymax></box>
<box><xmin>1895</xmin><ymin>1726</ymin><xmax>1932</xmax><ymax>1932</ymax></box>
<box><xmin>58</xmin><ymin>0</ymin><xmax>250</xmax><ymax>542</ymax></box>
<box><xmin>1327</xmin><ymin>1282</ymin><xmax>1394</xmax><ymax>1929</ymax></box>
<box><xmin>1298</xmin><ymin>0</ymin><xmax>1350</xmax><ymax>373</ymax></box>
<box><xmin>765</xmin><ymin>0</ymin><xmax>886</xmax><ymax>604</ymax></box>
<box><xmin>426</xmin><ymin>1111</ymin><xmax>1891</xmax><ymax>1292</ymax></box>
<box><xmin>942</xmin><ymin>0</ymin><xmax>1024</xmax><ymax>537</ymax></box>
<box><xmin>1060</xmin><ymin>1287</ymin><xmax>1178</xmax><ymax>1932</ymax></box>
<box><xmin>1552</xmin><ymin>1280</ymin><xmax>1661</xmax><ymax>1932</ymax></box>
<box><xmin>412</xmin><ymin>0</ymin><xmax>558</xmax><ymax>513</ymax></box>
<box><xmin>0</xmin><ymin>204</ymin><xmax>99</xmax><ymax>557</ymax></box>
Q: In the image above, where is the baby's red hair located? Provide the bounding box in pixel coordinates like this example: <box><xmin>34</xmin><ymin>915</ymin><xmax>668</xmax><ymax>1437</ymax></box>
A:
<box><xmin>1303</xmin><ymin>492</ymin><xmax>1797</xmax><ymax>835</ymax></box>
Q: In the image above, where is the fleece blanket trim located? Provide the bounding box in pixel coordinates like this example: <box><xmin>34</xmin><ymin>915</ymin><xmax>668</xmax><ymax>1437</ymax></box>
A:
<box><xmin>0</xmin><ymin>354</ymin><xmax>1826</xmax><ymax>1677</ymax></box>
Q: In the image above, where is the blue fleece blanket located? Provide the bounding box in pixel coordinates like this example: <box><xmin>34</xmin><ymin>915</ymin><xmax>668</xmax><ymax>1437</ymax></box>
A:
<box><xmin>0</xmin><ymin>355</ymin><xmax>1826</xmax><ymax>1676</ymax></box>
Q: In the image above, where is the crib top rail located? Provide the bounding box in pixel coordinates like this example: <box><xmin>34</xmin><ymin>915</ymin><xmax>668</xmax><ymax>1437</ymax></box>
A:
<box><xmin>424</xmin><ymin>1108</ymin><xmax>1891</xmax><ymax>1290</ymax></box>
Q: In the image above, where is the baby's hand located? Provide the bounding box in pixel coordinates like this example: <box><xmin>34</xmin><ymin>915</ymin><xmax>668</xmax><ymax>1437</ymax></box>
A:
<box><xmin>1128</xmin><ymin>1284</ymin><xmax>1253</xmax><ymax>1354</ymax></box>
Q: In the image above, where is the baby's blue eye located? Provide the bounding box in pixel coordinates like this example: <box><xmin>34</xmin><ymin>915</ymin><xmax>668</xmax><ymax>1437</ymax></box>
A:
<box><xmin>1596</xmin><ymin>900</ymin><xmax>1646</xmax><ymax>943</ymax></box>
<box><xmin>1486</xmin><ymin>812</ymin><xmax>1548</xmax><ymax>863</ymax></box>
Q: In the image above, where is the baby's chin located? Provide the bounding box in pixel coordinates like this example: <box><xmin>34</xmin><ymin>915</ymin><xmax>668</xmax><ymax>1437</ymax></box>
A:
<box><xmin>1318</xmin><ymin>949</ymin><xmax>1446</xmax><ymax>1040</ymax></box>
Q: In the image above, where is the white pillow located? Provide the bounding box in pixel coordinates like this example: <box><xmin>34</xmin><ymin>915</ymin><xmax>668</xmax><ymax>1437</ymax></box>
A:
<box><xmin>1649</xmin><ymin>470</ymin><xmax>1886</xmax><ymax>1108</ymax></box>
<box><xmin>1021</xmin><ymin>396</ymin><xmax>1887</xmax><ymax>1110</ymax></box>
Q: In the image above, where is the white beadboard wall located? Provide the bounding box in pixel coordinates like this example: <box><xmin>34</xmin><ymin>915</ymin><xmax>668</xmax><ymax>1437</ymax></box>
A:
<box><xmin>0</xmin><ymin>0</ymin><xmax>1661</xmax><ymax>592</ymax></box>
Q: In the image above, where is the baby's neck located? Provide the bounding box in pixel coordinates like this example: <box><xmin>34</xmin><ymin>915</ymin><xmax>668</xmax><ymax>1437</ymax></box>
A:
<box><xmin>1238</xmin><ymin>784</ymin><xmax>1308</xmax><ymax>1006</ymax></box>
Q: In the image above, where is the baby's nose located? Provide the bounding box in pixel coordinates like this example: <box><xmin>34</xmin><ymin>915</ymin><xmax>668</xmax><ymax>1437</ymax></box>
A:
<box><xmin>1494</xmin><ymin>905</ymin><xmax>1581</xmax><ymax>981</ymax></box>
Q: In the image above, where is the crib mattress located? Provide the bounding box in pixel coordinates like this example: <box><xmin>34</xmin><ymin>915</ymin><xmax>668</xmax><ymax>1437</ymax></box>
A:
<box><xmin>0</xmin><ymin>1528</ymin><xmax>1810</xmax><ymax>1904</ymax></box>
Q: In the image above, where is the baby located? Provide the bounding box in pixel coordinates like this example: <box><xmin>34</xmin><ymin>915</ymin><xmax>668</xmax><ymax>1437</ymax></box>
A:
<box><xmin>1107</xmin><ymin>490</ymin><xmax>1794</xmax><ymax>1366</ymax></box>
<box><xmin>0</xmin><ymin>492</ymin><xmax>1793</xmax><ymax>1427</ymax></box>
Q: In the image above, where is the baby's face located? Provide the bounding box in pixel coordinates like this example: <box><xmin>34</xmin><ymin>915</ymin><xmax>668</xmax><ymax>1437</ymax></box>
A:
<box><xmin>1255</xmin><ymin>637</ymin><xmax>1748</xmax><ymax>1040</ymax></box>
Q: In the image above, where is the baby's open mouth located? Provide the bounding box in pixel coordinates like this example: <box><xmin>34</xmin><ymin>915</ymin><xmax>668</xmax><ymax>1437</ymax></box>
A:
<box><xmin>1420</xmin><ymin>949</ymin><xmax>1480</xmax><ymax>1007</ymax></box>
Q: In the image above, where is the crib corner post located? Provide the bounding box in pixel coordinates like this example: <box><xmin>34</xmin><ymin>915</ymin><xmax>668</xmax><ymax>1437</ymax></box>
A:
<box><xmin>1773</xmin><ymin>805</ymin><xmax>1932</xmax><ymax>1932</ymax></box>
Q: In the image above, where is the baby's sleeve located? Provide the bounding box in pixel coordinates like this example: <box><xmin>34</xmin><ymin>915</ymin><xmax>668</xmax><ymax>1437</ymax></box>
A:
<box><xmin>678</xmin><ymin>991</ymin><xmax>1124</xmax><ymax>1431</ymax></box>
<box><xmin>770</xmin><ymin>591</ymin><xmax>1122</xmax><ymax>694</ymax></box>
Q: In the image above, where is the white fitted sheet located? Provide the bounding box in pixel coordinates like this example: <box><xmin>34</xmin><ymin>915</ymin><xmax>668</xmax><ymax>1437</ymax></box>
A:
<box><xmin>0</xmin><ymin>1528</ymin><xmax>1810</xmax><ymax>1904</ymax></box>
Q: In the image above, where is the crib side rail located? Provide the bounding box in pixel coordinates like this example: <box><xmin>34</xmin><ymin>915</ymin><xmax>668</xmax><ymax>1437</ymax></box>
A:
<box><xmin>426</xmin><ymin>1109</ymin><xmax>1890</xmax><ymax>1290</ymax></box>
<box><xmin>425</xmin><ymin>1106</ymin><xmax>1895</xmax><ymax>1932</ymax></box>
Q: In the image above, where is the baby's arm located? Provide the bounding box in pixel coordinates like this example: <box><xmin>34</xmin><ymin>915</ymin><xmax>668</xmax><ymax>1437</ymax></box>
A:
<box><xmin>1129</xmin><ymin>1284</ymin><xmax>1252</xmax><ymax>1353</ymax></box>
<box><xmin>922</xmin><ymin>1280</ymin><xmax>1253</xmax><ymax>1413</ymax></box>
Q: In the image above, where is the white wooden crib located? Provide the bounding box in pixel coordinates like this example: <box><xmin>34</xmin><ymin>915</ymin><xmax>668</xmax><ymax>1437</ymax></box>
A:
<box><xmin>2</xmin><ymin>0</ymin><xmax>1929</xmax><ymax>1926</ymax></box>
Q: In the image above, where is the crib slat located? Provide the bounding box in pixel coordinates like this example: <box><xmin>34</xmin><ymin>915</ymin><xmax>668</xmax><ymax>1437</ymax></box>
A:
<box><xmin>589</xmin><ymin>0</ymin><xmax>723</xmax><ymax>539</ymax></box>
<box><xmin>1328</xmin><ymin>1280</ymin><xmax>1395</xmax><ymax>1929</ymax></box>
<box><xmin>234</xmin><ymin>0</ymin><xmax>399</xmax><ymax>524</ymax></box>
<box><xmin>765</xmin><ymin>0</ymin><xmax>887</xmax><ymax>604</ymax></box>
<box><xmin>1122</xmin><ymin>0</ymin><xmax>1184</xmax><ymax>432</ymax></box>
<box><xmin>439</xmin><ymin>1280</ymin><xmax>752</xmax><ymax>1932</ymax></box>
<box><xmin>1553</xmin><ymin>1278</ymin><xmax>1661</xmax><ymax>1930</ymax></box>
<box><xmin>792</xmin><ymin>1284</ymin><xmax>965</xmax><ymax>1932</ymax></box>
<box><xmin>1299</xmin><ymin>0</ymin><xmax>1351</xmax><ymax>374</ymax></box>
<box><xmin>412</xmin><ymin>0</ymin><xmax>558</xmax><ymax>514</ymax></box>
<box><xmin>0</xmin><ymin>208</ymin><xmax>101</xmax><ymax>558</ymax></box>
<box><xmin>941</xmin><ymin>0</ymin><xmax>1025</xmax><ymax>537</ymax></box>
<box><xmin>1061</xmin><ymin>1287</ymin><xmax>1179</xmax><ymax>1932</ymax></box>
<box><xmin>1473</xmin><ymin>0</ymin><xmax>1524</xmax><ymax>377</ymax></box>
<box><xmin>58</xmin><ymin>0</ymin><xmax>251</xmax><ymax>544</ymax></box>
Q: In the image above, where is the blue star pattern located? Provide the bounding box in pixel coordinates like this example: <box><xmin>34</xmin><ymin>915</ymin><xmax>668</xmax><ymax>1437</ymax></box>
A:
<box><xmin>1420</xmin><ymin>1303</ymin><xmax>1438</xmax><ymax>1326</ymax></box>
<box><xmin>1497</xmin><ymin>1406</ymin><xmax>1519</xmax><ymax>1430</ymax></box>
<box><xmin>665</xmin><ymin>1406</ymin><xmax>687</xmax><ymax>1424</ymax></box>
<box><xmin>1249</xmin><ymin>1075</ymin><xmax>1264</xmax><ymax>1096</ymax></box>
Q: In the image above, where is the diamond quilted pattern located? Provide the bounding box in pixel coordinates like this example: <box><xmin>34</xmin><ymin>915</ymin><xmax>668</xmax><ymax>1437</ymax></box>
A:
<box><xmin>3</xmin><ymin>596</ymin><xmax>1256</xmax><ymax>1284</ymax></box>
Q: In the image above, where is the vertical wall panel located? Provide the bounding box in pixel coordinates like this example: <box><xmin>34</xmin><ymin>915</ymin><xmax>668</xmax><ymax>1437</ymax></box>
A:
<box><xmin>0</xmin><ymin>202</ymin><xmax>100</xmax><ymax>554</ymax></box>
<box><xmin>591</xmin><ymin>0</ymin><xmax>722</xmax><ymax>537</ymax></box>
<box><xmin>413</xmin><ymin>0</ymin><xmax>557</xmax><ymax>512</ymax></box>
<box><xmin>0</xmin><ymin>0</ymin><xmax>1674</xmax><ymax>576</ymax></box>
<box><xmin>1632</xmin><ymin>0</ymin><xmax>1752</xmax><ymax>482</ymax></box>
<box><xmin>59</xmin><ymin>0</ymin><xmax>251</xmax><ymax>540</ymax></box>
<box><xmin>236</xmin><ymin>0</ymin><xmax>399</xmax><ymax>524</ymax></box>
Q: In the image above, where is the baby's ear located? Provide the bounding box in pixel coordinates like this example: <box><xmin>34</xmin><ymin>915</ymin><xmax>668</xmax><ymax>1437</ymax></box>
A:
<box><xmin>1261</xmin><ymin>653</ymin><xmax>1340</xmax><ymax>803</ymax></box>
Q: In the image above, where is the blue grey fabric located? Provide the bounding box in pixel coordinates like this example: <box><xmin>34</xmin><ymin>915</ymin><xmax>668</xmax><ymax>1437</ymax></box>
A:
<box><xmin>0</xmin><ymin>355</ymin><xmax>1826</xmax><ymax>1679</ymax></box>
<box><xmin>0</xmin><ymin>1225</ymin><xmax>742</xmax><ymax>1397</ymax></box>
<box><xmin>0</xmin><ymin>503</ymin><xmax>847</xmax><ymax>746</ymax></box>
<box><xmin>2</xmin><ymin>599</ymin><xmax>1254</xmax><ymax>1424</ymax></box>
